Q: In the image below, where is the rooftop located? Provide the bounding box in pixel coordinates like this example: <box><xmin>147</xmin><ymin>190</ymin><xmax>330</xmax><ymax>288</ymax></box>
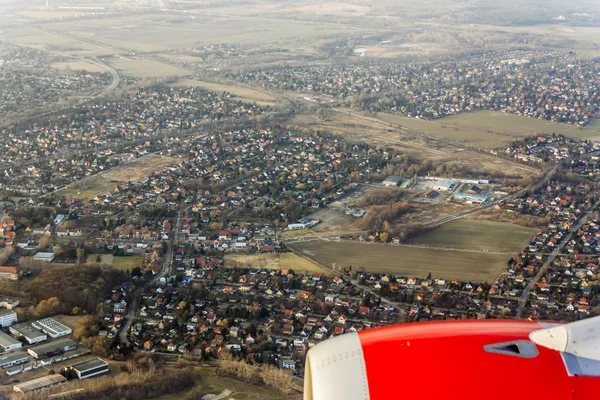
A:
<box><xmin>11</xmin><ymin>323</ymin><xmax>46</xmax><ymax>339</ymax></box>
<box><xmin>13</xmin><ymin>374</ymin><xmax>66</xmax><ymax>393</ymax></box>
<box><xmin>0</xmin><ymin>331</ymin><xmax>20</xmax><ymax>348</ymax></box>
<box><xmin>0</xmin><ymin>351</ymin><xmax>27</xmax><ymax>364</ymax></box>
<box><xmin>32</xmin><ymin>252</ymin><xmax>55</xmax><ymax>260</ymax></box>
<box><xmin>71</xmin><ymin>357</ymin><xmax>108</xmax><ymax>372</ymax></box>
<box><xmin>29</xmin><ymin>338</ymin><xmax>76</xmax><ymax>356</ymax></box>
<box><xmin>33</xmin><ymin>318</ymin><xmax>71</xmax><ymax>336</ymax></box>
<box><xmin>0</xmin><ymin>309</ymin><xmax>16</xmax><ymax>317</ymax></box>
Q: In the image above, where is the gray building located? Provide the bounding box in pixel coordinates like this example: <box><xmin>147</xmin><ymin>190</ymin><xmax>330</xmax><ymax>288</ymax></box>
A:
<box><xmin>9</xmin><ymin>324</ymin><xmax>47</xmax><ymax>344</ymax></box>
<box><xmin>71</xmin><ymin>358</ymin><xmax>110</xmax><ymax>379</ymax></box>
<box><xmin>27</xmin><ymin>338</ymin><xmax>76</xmax><ymax>359</ymax></box>
<box><xmin>0</xmin><ymin>352</ymin><xmax>28</xmax><ymax>369</ymax></box>
<box><xmin>0</xmin><ymin>330</ymin><xmax>22</xmax><ymax>351</ymax></box>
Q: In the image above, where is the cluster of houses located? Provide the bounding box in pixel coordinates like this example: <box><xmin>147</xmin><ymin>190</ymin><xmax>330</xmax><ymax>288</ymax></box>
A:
<box><xmin>0</xmin><ymin>42</ymin><xmax>112</xmax><ymax>123</ymax></box>
<box><xmin>234</xmin><ymin>50</ymin><xmax>599</xmax><ymax>125</ymax></box>
<box><xmin>128</xmin><ymin>265</ymin><xmax>401</xmax><ymax>370</ymax></box>
<box><xmin>501</xmin><ymin>135</ymin><xmax>599</xmax><ymax>164</ymax></box>
<box><xmin>0</xmin><ymin>83</ymin><xmax>266</xmax><ymax>169</ymax></box>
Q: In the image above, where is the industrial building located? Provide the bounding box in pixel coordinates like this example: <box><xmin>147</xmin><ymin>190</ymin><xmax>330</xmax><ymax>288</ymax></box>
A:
<box><xmin>0</xmin><ymin>298</ymin><xmax>19</xmax><ymax>309</ymax></box>
<box><xmin>13</xmin><ymin>374</ymin><xmax>66</xmax><ymax>394</ymax></box>
<box><xmin>10</xmin><ymin>323</ymin><xmax>47</xmax><ymax>344</ymax></box>
<box><xmin>0</xmin><ymin>352</ymin><xmax>28</xmax><ymax>369</ymax></box>
<box><xmin>433</xmin><ymin>179</ymin><xmax>455</xmax><ymax>192</ymax></box>
<box><xmin>32</xmin><ymin>252</ymin><xmax>55</xmax><ymax>263</ymax></box>
<box><xmin>71</xmin><ymin>358</ymin><xmax>110</xmax><ymax>379</ymax></box>
<box><xmin>383</xmin><ymin>176</ymin><xmax>404</xmax><ymax>187</ymax></box>
<box><xmin>28</xmin><ymin>338</ymin><xmax>77</xmax><ymax>359</ymax></box>
<box><xmin>0</xmin><ymin>330</ymin><xmax>22</xmax><ymax>351</ymax></box>
<box><xmin>32</xmin><ymin>317</ymin><xmax>72</xmax><ymax>338</ymax></box>
<box><xmin>0</xmin><ymin>309</ymin><xmax>17</xmax><ymax>327</ymax></box>
<box><xmin>454</xmin><ymin>192</ymin><xmax>488</xmax><ymax>204</ymax></box>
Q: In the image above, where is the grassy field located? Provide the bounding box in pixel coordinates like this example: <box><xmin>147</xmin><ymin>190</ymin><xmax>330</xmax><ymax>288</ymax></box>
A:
<box><xmin>52</xmin><ymin>61</ymin><xmax>107</xmax><ymax>73</ymax></box>
<box><xmin>38</xmin><ymin>15</ymin><xmax>367</xmax><ymax>52</ymax></box>
<box><xmin>378</xmin><ymin>111</ymin><xmax>600</xmax><ymax>149</ymax></box>
<box><xmin>224</xmin><ymin>252</ymin><xmax>329</xmax><ymax>275</ymax></box>
<box><xmin>161</xmin><ymin>367</ymin><xmax>293</xmax><ymax>400</ymax></box>
<box><xmin>289</xmin><ymin>240</ymin><xmax>509</xmax><ymax>282</ymax></box>
<box><xmin>112</xmin><ymin>256</ymin><xmax>143</xmax><ymax>272</ymax></box>
<box><xmin>406</xmin><ymin>219</ymin><xmax>536</xmax><ymax>252</ymax></box>
<box><xmin>104</xmin><ymin>57</ymin><xmax>188</xmax><ymax>78</ymax></box>
<box><xmin>61</xmin><ymin>154</ymin><xmax>178</xmax><ymax>199</ymax></box>
<box><xmin>170</xmin><ymin>79</ymin><xmax>278</xmax><ymax>106</ymax></box>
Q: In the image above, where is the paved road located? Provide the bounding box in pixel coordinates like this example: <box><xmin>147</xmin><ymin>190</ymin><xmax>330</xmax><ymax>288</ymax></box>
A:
<box><xmin>120</xmin><ymin>210</ymin><xmax>182</xmax><ymax>345</ymax></box>
<box><xmin>516</xmin><ymin>198</ymin><xmax>600</xmax><ymax>318</ymax></box>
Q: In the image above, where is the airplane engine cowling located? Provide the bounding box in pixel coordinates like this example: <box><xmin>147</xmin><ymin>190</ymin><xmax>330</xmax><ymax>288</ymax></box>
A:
<box><xmin>303</xmin><ymin>332</ymin><xmax>370</xmax><ymax>400</ymax></box>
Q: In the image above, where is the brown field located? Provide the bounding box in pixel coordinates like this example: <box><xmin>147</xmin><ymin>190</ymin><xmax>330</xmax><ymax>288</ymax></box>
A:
<box><xmin>104</xmin><ymin>57</ymin><xmax>189</xmax><ymax>78</ymax></box>
<box><xmin>224</xmin><ymin>252</ymin><xmax>329</xmax><ymax>275</ymax></box>
<box><xmin>169</xmin><ymin>79</ymin><xmax>278</xmax><ymax>106</ymax></box>
<box><xmin>291</xmin><ymin>109</ymin><xmax>540</xmax><ymax>179</ymax></box>
<box><xmin>61</xmin><ymin>154</ymin><xmax>179</xmax><ymax>199</ymax></box>
<box><xmin>378</xmin><ymin>111</ymin><xmax>600</xmax><ymax>148</ymax></box>
<box><xmin>52</xmin><ymin>61</ymin><xmax>108</xmax><ymax>73</ymax></box>
<box><xmin>160</xmin><ymin>367</ymin><xmax>294</xmax><ymax>400</ymax></box>
<box><xmin>406</xmin><ymin>219</ymin><xmax>537</xmax><ymax>252</ymax></box>
<box><xmin>289</xmin><ymin>240</ymin><xmax>509</xmax><ymax>282</ymax></box>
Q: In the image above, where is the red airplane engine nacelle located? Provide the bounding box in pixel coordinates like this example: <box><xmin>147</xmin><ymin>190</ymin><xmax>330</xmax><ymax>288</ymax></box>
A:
<box><xmin>304</xmin><ymin>317</ymin><xmax>600</xmax><ymax>400</ymax></box>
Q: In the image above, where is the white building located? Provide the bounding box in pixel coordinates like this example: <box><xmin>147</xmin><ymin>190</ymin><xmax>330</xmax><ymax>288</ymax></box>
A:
<box><xmin>0</xmin><ymin>309</ymin><xmax>17</xmax><ymax>327</ymax></box>
<box><xmin>32</xmin><ymin>318</ymin><xmax>72</xmax><ymax>338</ymax></box>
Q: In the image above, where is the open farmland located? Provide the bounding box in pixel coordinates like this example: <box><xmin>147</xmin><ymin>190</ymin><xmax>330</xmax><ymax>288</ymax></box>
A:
<box><xmin>224</xmin><ymin>252</ymin><xmax>329</xmax><ymax>275</ymax></box>
<box><xmin>104</xmin><ymin>57</ymin><xmax>188</xmax><ymax>78</ymax></box>
<box><xmin>406</xmin><ymin>219</ymin><xmax>537</xmax><ymax>252</ymax></box>
<box><xmin>378</xmin><ymin>111</ymin><xmax>600</xmax><ymax>148</ymax></box>
<box><xmin>28</xmin><ymin>13</ymin><xmax>368</xmax><ymax>52</ymax></box>
<box><xmin>52</xmin><ymin>61</ymin><xmax>110</xmax><ymax>73</ymax></box>
<box><xmin>61</xmin><ymin>154</ymin><xmax>178</xmax><ymax>199</ymax></box>
<box><xmin>169</xmin><ymin>79</ymin><xmax>278</xmax><ymax>106</ymax></box>
<box><xmin>289</xmin><ymin>240</ymin><xmax>510</xmax><ymax>282</ymax></box>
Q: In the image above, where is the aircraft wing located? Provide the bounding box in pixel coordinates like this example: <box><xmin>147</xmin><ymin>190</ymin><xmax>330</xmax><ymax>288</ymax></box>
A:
<box><xmin>304</xmin><ymin>316</ymin><xmax>600</xmax><ymax>400</ymax></box>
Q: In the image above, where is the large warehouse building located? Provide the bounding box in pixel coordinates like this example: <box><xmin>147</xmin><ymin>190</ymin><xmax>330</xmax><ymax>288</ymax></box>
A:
<box><xmin>0</xmin><ymin>330</ymin><xmax>22</xmax><ymax>351</ymax></box>
<box><xmin>0</xmin><ymin>352</ymin><xmax>28</xmax><ymax>369</ymax></box>
<box><xmin>13</xmin><ymin>374</ymin><xmax>66</xmax><ymax>394</ymax></box>
<box><xmin>28</xmin><ymin>338</ymin><xmax>77</xmax><ymax>359</ymax></box>
<box><xmin>32</xmin><ymin>318</ymin><xmax>72</xmax><ymax>338</ymax></box>
<box><xmin>71</xmin><ymin>358</ymin><xmax>110</xmax><ymax>379</ymax></box>
<box><xmin>10</xmin><ymin>323</ymin><xmax>47</xmax><ymax>344</ymax></box>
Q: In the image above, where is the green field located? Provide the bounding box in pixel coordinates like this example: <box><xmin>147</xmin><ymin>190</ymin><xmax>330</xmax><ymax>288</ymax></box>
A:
<box><xmin>112</xmin><ymin>256</ymin><xmax>143</xmax><ymax>271</ymax></box>
<box><xmin>378</xmin><ymin>111</ymin><xmax>600</xmax><ymax>149</ymax></box>
<box><xmin>289</xmin><ymin>240</ymin><xmax>509</xmax><ymax>282</ymax></box>
<box><xmin>406</xmin><ymin>219</ymin><xmax>536</xmax><ymax>252</ymax></box>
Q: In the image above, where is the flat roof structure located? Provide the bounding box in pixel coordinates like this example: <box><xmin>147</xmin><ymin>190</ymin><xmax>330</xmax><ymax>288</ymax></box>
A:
<box><xmin>28</xmin><ymin>338</ymin><xmax>76</xmax><ymax>359</ymax></box>
<box><xmin>383</xmin><ymin>176</ymin><xmax>404</xmax><ymax>186</ymax></box>
<box><xmin>9</xmin><ymin>323</ymin><xmax>47</xmax><ymax>344</ymax></box>
<box><xmin>32</xmin><ymin>252</ymin><xmax>55</xmax><ymax>262</ymax></box>
<box><xmin>0</xmin><ymin>330</ymin><xmax>22</xmax><ymax>351</ymax></box>
<box><xmin>0</xmin><ymin>352</ymin><xmax>28</xmax><ymax>369</ymax></box>
<box><xmin>32</xmin><ymin>318</ymin><xmax>72</xmax><ymax>338</ymax></box>
<box><xmin>71</xmin><ymin>357</ymin><xmax>109</xmax><ymax>379</ymax></box>
<box><xmin>13</xmin><ymin>374</ymin><xmax>66</xmax><ymax>394</ymax></box>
